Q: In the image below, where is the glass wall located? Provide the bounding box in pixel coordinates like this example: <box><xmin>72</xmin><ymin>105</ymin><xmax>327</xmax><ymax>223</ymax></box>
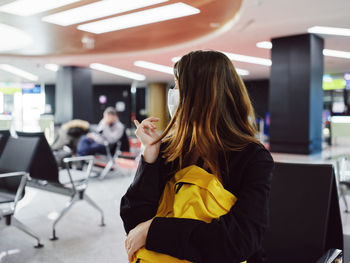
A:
<box><xmin>0</xmin><ymin>82</ymin><xmax>54</xmax><ymax>143</ymax></box>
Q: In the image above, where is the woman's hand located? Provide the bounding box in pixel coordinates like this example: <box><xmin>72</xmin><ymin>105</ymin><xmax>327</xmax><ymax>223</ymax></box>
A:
<box><xmin>134</xmin><ymin>117</ymin><xmax>161</xmax><ymax>163</ymax></box>
<box><xmin>125</xmin><ymin>218</ymin><xmax>154</xmax><ymax>262</ymax></box>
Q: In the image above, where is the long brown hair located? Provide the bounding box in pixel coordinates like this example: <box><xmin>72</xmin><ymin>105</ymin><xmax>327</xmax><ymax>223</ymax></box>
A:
<box><xmin>155</xmin><ymin>50</ymin><xmax>260</xmax><ymax>178</ymax></box>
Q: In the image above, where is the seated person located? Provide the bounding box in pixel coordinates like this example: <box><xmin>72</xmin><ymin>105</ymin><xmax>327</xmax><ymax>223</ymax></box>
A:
<box><xmin>52</xmin><ymin>119</ymin><xmax>90</xmax><ymax>152</ymax></box>
<box><xmin>77</xmin><ymin>107</ymin><xmax>125</xmax><ymax>156</ymax></box>
<box><xmin>52</xmin><ymin>119</ymin><xmax>90</xmax><ymax>167</ymax></box>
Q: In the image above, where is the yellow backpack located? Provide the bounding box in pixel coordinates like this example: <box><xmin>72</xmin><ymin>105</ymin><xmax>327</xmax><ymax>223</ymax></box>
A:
<box><xmin>133</xmin><ymin>165</ymin><xmax>246</xmax><ymax>263</ymax></box>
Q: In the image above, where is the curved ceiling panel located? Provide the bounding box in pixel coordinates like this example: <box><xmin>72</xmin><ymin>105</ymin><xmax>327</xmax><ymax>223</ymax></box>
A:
<box><xmin>0</xmin><ymin>0</ymin><xmax>243</xmax><ymax>56</ymax></box>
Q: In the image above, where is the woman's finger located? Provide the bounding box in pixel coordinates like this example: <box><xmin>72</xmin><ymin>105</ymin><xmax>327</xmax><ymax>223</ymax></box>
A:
<box><xmin>134</xmin><ymin>119</ymin><xmax>140</xmax><ymax>128</ymax></box>
<box><xmin>142</xmin><ymin>119</ymin><xmax>156</xmax><ymax>127</ymax></box>
<box><xmin>142</xmin><ymin>126</ymin><xmax>152</xmax><ymax>137</ymax></box>
<box><xmin>128</xmin><ymin>246</ymin><xmax>135</xmax><ymax>262</ymax></box>
<box><xmin>144</xmin><ymin>117</ymin><xmax>160</xmax><ymax>123</ymax></box>
<box><xmin>138</xmin><ymin>122</ymin><xmax>157</xmax><ymax>134</ymax></box>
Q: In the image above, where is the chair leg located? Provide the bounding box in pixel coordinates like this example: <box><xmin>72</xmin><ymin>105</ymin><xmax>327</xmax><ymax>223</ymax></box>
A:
<box><xmin>12</xmin><ymin>217</ymin><xmax>43</xmax><ymax>248</ymax></box>
<box><xmin>99</xmin><ymin>159</ymin><xmax>114</xmax><ymax>180</ymax></box>
<box><xmin>50</xmin><ymin>195</ymin><xmax>79</xmax><ymax>241</ymax></box>
<box><xmin>84</xmin><ymin>194</ymin><xmax>105</xmax><ymax>226</ymax></box>
<box><xmin>342</xmin><ymin>194</ymin><xmax>350</xmax><ymax>213</ymax></box>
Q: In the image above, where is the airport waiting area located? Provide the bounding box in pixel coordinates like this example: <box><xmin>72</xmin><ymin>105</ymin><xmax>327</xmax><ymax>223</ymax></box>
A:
<box><xmin>1</xmin><ymin>0</ymin><xmax>350</xmax><ymax>262</ymax></box>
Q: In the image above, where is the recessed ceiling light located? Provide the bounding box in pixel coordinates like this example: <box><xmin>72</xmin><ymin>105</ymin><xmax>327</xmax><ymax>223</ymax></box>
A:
<box><xmin>42</xmin><ymin>0</ymin><xmax>168</xmax><ymax>26</ymax></box>
<box><xmin>323</xmin><ymin>49</ymin><xmax>350</xmax><ymax>59</ymax></box>
<box><xmin>308</xmin><ymin>26</ymin><xmax>350</xmax><ymax>37</ymax></box>
<box><xmin>44</xmin><ymin>64</ymin><xmax>59</xmax><ymax>72</ymax></box>
<box><xmin>0</xmin><ymin>23</ymin><xmax>33</xmax><ymax>52</ymax></box>
<box><xmin>0</xmin><ymin>64</ymin><xmax>38</xmax><ymax>81</ymax></box>
<box><xmin>172</xmin><ymin>53</ymin><xmax>271</xmax><ymax>66</ymax></box>
<box><xmin>90</xmin><ymin>63</ymin><xmax>145</xmax><ymax>81</ymax></box>
<box><xmin>256</xmin><ymin>41</ymin><xmax>272</xmax><ymax>49</ymax></box>
<box><xmin>78</xmin><ymin>2</ymin><xmax>200</xmax><ymax>34</ymax></box>
<box><xmin>134</xmin><ymin>61</ymin><xmax>173</xmax><ymax>75</ymax></box>
<box><xmin>0</xmin><ymin>0</ymin><xmax>81</xmax><ymax>16</ymax></box>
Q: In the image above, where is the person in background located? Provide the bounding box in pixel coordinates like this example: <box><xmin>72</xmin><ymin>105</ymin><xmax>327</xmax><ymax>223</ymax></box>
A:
<box><xmin>120</xmin><ymin>50</ymin><xmax>274</xmax><ymax>263</ymax></box>
<box><xmin>52</xmin><ymin>119</ymin><xmax>90</xmax><ymax>153</ymax></box>
<box><xmin>77</xmin><ymin>107</ymin><xmax>124</xmax><ymax>156</ymax></box>
<box><xmin>52</xmin><ymin>119</ymin><xmax>90</xmax><ymax>167</ymax></box>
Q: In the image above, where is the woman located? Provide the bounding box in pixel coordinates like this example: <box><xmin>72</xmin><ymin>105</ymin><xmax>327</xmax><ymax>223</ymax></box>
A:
<box><xmin>121</xmin><ymin>50</ymin><xmax>274</xmax><ymax>263</ymax></box>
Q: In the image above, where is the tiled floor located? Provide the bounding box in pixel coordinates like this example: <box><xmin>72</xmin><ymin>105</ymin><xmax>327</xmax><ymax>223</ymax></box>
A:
<box><xmin>0</xmin><ymin>167</ymin><xmax>134</xmax><ymax>263</ymax></box>
<box><xmin>1</xmin><ymin>147</ymin><xmax>350</xmax><ymax>263</ymax></box>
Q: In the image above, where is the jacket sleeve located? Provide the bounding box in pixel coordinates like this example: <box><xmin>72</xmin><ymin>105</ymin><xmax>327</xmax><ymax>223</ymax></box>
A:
<box><xmin>120</xmin><ymin>152</ymin><xmax>170</xmax><ymax>234</ymax></box>
<box><xmin>103</xmin><ymin>121</ymin><xmax>125</xmax><ymax>144</ymax></box>
<box><xmin>145</xmin><ymin>148</ymin><xmax>274</xmax><ymax>263</ymax></box>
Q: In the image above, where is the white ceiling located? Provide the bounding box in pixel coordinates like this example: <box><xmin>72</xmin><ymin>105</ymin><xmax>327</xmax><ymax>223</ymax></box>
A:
<box><xmin>0</xmin><ymin>0</ymin><xmax>350</xmax><ymax>85</ymax></box>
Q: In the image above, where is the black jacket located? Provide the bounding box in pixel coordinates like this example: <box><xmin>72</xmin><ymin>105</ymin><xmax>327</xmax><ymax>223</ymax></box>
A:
<box><xmin>120</xmin><ymin>143</ymin><xmax>274</xmax><ymax>263</ymax></box>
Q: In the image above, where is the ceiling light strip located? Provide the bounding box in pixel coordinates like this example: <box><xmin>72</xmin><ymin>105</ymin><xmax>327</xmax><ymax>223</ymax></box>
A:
<box><xmin>235</xmin><ymin>68</ymin><xmax>249</xmax><ymax>76</ymax></box>
<box><xmin>78</xmin><ymin>3</ymin><xmax>200</xmax><ymax>34</ymax></box>
<box><xmin>323</xmin><ymin>49</ymin><xmax>350</xmax><ymax>59</ymax></box>
<box><xmin>256</xmin><ymin>41</ymin><xmax>272</xmax><ymax>49</ymax></box>
<box><xmin>0</xmin><ymin>23</ymin><xmax>33</xmax><ymax>52</ymax></box>
<box><xmin>308</xmin><ymin>26</ymin><xmax>350</xmax><ymax>37</ymax></box>
<box><xmin>223</xmin><ymin>52</ymin><xmax>272</xmax><ymax>66</ymax></box>
<box><xmin>0</xmin><ymin>0</ymin><xmax>81</xmax><ymax>16</ymax></box>
<box><xmin>90</xmin><ymin>63</ymin><xmax>145</xmax><ymax>81</ymax></box>
<box><xmin>44</xmin><ymin>64</ymin><xmax>59</xmax><ymax>72</ymax></box>
<box><xmin>0</xmin><ymin>64</ymin><xmax>38</xmax><ymax>81</ymax></box>
<box><xmin>134</xmin><ymin>61</ymin><xmax>173</xmax><ymax>75</ymax></box>
<box><xmin>42</xmin><ymin>0</ymin><xmax>168</xmax><ymax>26</ymax></box>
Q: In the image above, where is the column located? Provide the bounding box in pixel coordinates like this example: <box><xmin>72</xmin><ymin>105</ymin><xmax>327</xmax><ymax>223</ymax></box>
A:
<box><xmin>147</xmin><ymin>82</ymin><xmax>169</xmax><ymax>131</ymax></box>
<box><xmin>55</xmin><ymin>66</ymin><xmax>93</xmax><ymax>123</ymax></box>
<box><xmin>269</xmin><ymin>34</ymin><xmax>324</xmax><ymax>154</ymax></box>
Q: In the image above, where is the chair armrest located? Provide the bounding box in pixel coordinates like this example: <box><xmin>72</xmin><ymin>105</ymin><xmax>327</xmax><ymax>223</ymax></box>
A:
<box><xmin>63</xmin><ymin>155</ymin><xmax>94</xmax><ymax>163</ymax></box>
<box><xmin>316</xmin><ymin>249</ymin><xmax>342</xmax><ymax>263</ymax></box>
<box><xmin>62</xmin><ymin>156</ymin><xmax>94</xmax><ymax>192</ymax></box>
<box><xmin>0</xmin><ymin>171</ymin><xmax>27</xmax><ymax>178</ymax></box>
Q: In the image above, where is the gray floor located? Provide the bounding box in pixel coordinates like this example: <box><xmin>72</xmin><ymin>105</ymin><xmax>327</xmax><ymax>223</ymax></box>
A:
<box><xmin>2</xmin><ymin>161</ymin><xmax>350</xmax><ymax>262</ymax></box>
<box><xmin>0</xmin><ymin>167</ymin><xmax>134</xmax><ymax>263</ymax></box>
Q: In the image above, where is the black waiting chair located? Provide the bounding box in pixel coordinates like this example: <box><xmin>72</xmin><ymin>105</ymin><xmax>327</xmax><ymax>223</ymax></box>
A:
<box><xmin>263</xmin><ymin>162</ymin><xmax>343</xmax><ymax>263</ymax></box>
<box><xmin>0</xmin><ymin>136</ymin><xmax>43</xmax><ymax>248</ymax></box>
<box><xmin>0</xmin><ymin>129</ymin><xmax>10</xmax><ymax>157</ymax></box>
<box><xmin>16</xmin><ymin>131</ymin><xmax>105</xmax><ymax>240</ymax></box>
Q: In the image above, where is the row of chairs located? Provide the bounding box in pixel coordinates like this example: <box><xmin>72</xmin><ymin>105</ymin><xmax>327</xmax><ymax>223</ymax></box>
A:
<box><xmin>0</xmin><ymin>129</ymin><xmax>345</xmax><ymax>262</ymax></box>
<box><xmin>0</xmin><ymin>130</ymin><xmax>105</xmax><ymax>247</ymax></box>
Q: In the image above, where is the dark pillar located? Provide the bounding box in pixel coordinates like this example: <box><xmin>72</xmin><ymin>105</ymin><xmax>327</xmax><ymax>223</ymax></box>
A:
<box><xmin>55</xmin><ymin>66</ymin><xmax>93</xmax><ymax>123</ymax></box>
<box><xmin>269</xmin><ymin>34</ymin><xmax>324</xmax><ymax>154</ymax></box>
